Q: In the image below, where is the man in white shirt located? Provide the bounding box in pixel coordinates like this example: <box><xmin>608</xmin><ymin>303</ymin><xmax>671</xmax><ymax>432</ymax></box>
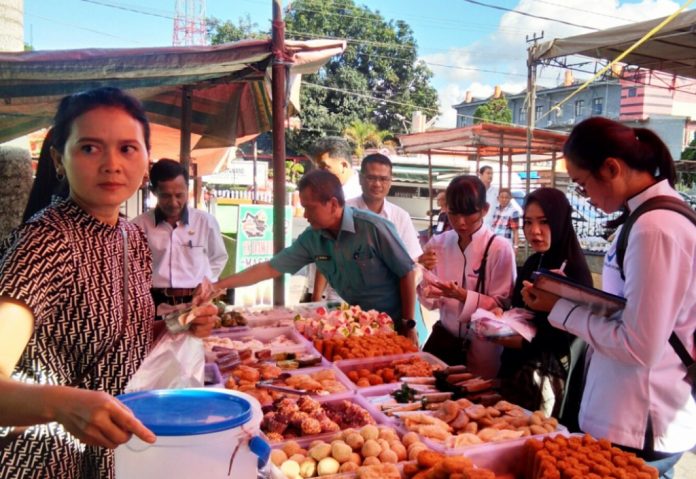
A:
<box><xmin>133</xmin><ymin>159</ymin><xmax>228</xmax><ymax>309</ymax></box>
<box><xmin>309</xmin><ymin>137</ymin><xmax>361</xmax><ymax>200</ymax></box>
<box><xmin>301</xmin><ymin>137</ymin><xmax>361</xmax><ymax>302</ymax></box>
<box><xmin>346</xmin><ymin>153</ymin><xmax>422</xmax><ymax>259</ymax></box>
<box><xmin>479</xmin><ymin>165</ymin><xmax>498</xmax><ymax>227</ymax></box>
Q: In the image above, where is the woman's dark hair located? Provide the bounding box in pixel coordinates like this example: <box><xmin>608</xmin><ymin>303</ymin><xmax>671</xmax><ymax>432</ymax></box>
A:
<box><xmin>22</xmin><ymin>87</ymin><xmax>150</xmax><ymax>223</ymax></box>
<box><xmin>52</xmin><ymin>87</ymin><xmax>151</xmax><ymax>155</ymax></box>
<box><xmin>22</xmin><ymin>128</ymin><xmax>69</xmax><ymax>222</ymax></box>
<box><xmin>446</xmin><ymin>175</ymin><xmax>487</xmax><ymax>215</ymax></box>
<box><xmin>523</xmin><ymin>187</ymin><xmax>592</xmax><ymax>287</ymax></box>
<box><xmin>298</xmin><ymin>169</ymin><xmax>345</xmax><ymax>206</ymax></box>
<box><xmin>563</xmin><ymin>117</ymin><xmax>675</xmax><ymax>186</ymax></box>
<box><xmin>149</xmin><ymin>158</ymin><xmax>188</xmax><ymax>191</ymax></box>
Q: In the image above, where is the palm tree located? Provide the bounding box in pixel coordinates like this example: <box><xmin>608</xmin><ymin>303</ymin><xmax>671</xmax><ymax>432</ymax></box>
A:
<box><xmin>343</xmin><ymin>120</ymin><xmax>390</xmax><ymax>160</ymax></box>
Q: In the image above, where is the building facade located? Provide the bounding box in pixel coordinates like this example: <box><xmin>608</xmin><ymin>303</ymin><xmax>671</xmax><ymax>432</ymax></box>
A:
<box><xmin>453</xmin><ymin>70</ymin><xmax>696</xmax><ymax>162</ymax></box>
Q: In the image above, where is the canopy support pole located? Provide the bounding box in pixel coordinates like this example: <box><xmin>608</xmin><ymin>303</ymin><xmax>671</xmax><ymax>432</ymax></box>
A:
<box><xmin>428</xmin><ymin>150</ymin><xmax>433</xmax><ymax>238</ymax></box>
<box><xmin>272</xmin><ymin>0</ymin><xmax>287</xmax><ymax>306</ymax></box>
<box><xmin>180</xmin><ymin>84</ymin><xmax>192</xmax><ymax>184</ymax></box>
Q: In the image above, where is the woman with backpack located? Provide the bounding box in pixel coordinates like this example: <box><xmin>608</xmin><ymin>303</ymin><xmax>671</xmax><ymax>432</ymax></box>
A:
<box><xmin>522</xmin><ymin>117</ymin><xmax>696</xmax><ymax>479</ymax></box>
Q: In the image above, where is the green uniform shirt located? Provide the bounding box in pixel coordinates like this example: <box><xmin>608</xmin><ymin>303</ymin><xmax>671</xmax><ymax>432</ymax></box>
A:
<box><xmin>270</xmin><ymin>206</ymin><xmax>414</xmax><ymax>322</ymax></box>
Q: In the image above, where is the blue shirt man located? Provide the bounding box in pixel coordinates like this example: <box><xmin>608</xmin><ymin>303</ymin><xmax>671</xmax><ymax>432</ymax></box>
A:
<box><xmin>212</xmin><ymin>169</ymin><xmax>417</xmax><ymax>339</ymax></box>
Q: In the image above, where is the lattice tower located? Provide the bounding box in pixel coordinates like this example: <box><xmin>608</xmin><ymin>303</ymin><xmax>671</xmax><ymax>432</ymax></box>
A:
<box><xmin>173</xmin><ymin>0</ymin><xmax>207</xmax><ymax>46</ymax></box>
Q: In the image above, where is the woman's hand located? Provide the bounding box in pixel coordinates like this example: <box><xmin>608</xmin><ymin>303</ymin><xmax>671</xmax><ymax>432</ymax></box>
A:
<box><xmin>187</xmin><ymin>303</ymin><xmax>218</xmax><ymax>338</ymax></box>
<box><xmin>51</xmin><ymin>387</ymin><xmax>155</xmax><ymax>449</ymax></box>
<box><xmin>521</xmin><ymin>280</ymin><xmax>560</xmax><ymax>313</ymax></box>
<box><xmin>418</xmin><ymin>249</ymin><xmax>438</xmax><ymax>271</ymax></box>
<box><xmin>432</xmin><ymin>280</ymin><xmax>468</xmax><ymax>303</ymax></box>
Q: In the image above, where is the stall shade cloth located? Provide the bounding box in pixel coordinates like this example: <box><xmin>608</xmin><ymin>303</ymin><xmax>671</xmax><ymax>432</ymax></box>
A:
<box><xmin>531</xmin><ymin>10</ymin><xmax>696</xmax><ymax>80</ymax></box>
<box><xmin>0</xmin><ymin>39</ymin><xmax>346</xmax><ymax>146</ymax></box>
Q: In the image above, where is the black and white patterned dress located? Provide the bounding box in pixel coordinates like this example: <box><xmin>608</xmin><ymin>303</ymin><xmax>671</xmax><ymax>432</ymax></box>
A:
<box><xmin>0</xmin><ymin>198</ymin><xmax>154</xmax><ymax>479</ymax></box>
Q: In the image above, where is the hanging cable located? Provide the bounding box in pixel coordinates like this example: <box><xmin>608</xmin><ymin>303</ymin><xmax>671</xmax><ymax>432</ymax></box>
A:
<box><xmin>537</xmin><ymin>0</ymin><xmax>695</xmax><ymax>121</ymax></box>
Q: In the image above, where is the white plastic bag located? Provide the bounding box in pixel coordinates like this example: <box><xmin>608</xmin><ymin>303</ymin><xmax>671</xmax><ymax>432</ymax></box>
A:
<box><xmin>125</xmin><ymin>332</ymin><xmax>205</xmax><ymax>392</ymax></box>
<box><xmin>470</xmin><ymin>307</ymin><xmax>537</xmax><ymax>342</ymax></box>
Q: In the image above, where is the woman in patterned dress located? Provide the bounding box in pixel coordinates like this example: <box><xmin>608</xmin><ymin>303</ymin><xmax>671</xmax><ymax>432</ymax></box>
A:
<box><xmin>0</xmin><ymin>87</ymin><xmax>217</xmax><ymax>478</ymax></box>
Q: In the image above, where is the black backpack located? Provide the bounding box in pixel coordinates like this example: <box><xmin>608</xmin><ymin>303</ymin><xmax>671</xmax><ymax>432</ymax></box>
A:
<box><xmin>616</xmin><ymin>195</ymin><xmax>696</xmax><ymax>398</ymax></box>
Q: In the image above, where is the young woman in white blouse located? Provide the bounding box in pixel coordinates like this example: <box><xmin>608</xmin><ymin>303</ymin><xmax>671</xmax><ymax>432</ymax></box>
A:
<box><xmin>419</xmin><ymin>175</ymin><xmax>516</xmax><ymax>377</ymax></box>
<box><xmin>522</xmin><ymin>117</ymin><xmax>696</xmax><ymax>479</ymax></box>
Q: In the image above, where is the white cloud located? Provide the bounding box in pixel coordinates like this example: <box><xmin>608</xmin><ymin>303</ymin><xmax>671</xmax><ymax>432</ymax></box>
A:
<box><xmin>426</xmin><ymin>0</ymin><xmax>682</xmax><ymax>128</ymax></box>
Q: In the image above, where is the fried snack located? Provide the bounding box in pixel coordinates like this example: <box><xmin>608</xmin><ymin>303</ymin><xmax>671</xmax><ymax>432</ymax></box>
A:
<box><xmin>402</xmin><ymin>452</ymin><xmax>495</xmax><ymax>479</ymax></box>
<box><xmin>416</xmin><ymin>450</ymin><xmax>445</xmax><ymax>469</ymax></box>
<box><xmin>525</xmin><ymin>434</ymin><xmax>659</xmax><ymax>479</ymax></box>
<box><xmin>356</xmin><ymin>463</ymin><xmax>400</xmax><ymax>479</ymax></box>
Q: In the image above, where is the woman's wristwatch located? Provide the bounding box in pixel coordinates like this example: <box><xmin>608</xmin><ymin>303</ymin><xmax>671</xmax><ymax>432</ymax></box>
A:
<box><xmin>402</xmin><ymin>319</ymin><xmax>416</xmax><ymax>330</ymax></box>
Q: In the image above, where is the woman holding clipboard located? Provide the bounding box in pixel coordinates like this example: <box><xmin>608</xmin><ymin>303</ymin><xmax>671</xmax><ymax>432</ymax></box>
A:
<box><xmin>522</xmin><ymin>117</ymin><xmax>696</xmax><ymax>479</ymax></box>
<box><xmin>496</xmin><ymin>188</ymin><xmax>592</xmax><ymax>421</ymax></box>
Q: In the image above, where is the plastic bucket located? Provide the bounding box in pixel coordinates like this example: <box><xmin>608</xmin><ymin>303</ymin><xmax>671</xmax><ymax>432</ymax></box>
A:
<box><xmin>115</xmin><ymin>388</ymin><xmax>269</xmax><ymax>479</ymax></box>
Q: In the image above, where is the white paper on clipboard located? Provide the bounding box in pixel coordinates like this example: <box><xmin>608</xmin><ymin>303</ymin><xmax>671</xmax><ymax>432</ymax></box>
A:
<box><xmin>531</xmin><ymin>270</ymin><xmax>626</xmax><ymax>317</ymax></box>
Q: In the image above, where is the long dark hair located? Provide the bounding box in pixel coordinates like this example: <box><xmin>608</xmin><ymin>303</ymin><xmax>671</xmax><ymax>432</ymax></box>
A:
<box><xmin>563</xmin><ymin>117</ymin><xmax>675</xmax><ymax>186</ymax></box>
<box><xmin>22</xmin><ymin>87</ymin><xmax>151</xmax><ymax>222</ymax></box>
<box><xmin>22</xmin><ymin>128</ymin><xmax>69</xmax><ymax>222</ymax></box>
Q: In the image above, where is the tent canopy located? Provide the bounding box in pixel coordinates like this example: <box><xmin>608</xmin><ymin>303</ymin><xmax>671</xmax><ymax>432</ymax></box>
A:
<box><xmin>399</xmin><ymin>123</ymin><xmax>568</xmax><ymax>158</ymax></box>
<box><xmin>0</xmin><ymin>39</ymin><xmax>345</xmax><ymax>152</ymax></box>
<box><xmin>531</xmin><ymin>10</ymin><xmax>696</xmax><ymax>79</ymax></box>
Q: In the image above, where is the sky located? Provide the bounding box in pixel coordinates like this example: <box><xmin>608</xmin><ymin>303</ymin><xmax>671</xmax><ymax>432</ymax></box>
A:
<box><xmin>23</xmin><ymin>0</ymin><xmax>693</xmax><ymax>127</ymax></box>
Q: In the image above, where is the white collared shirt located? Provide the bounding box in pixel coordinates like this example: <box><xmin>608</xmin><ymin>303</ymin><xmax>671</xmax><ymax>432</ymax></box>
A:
<box><xmin>346</xmin><ymin>196</ymin><xmax>423</xmax><ymax>259</ymax></box>
<box><xmin>483</xmin><ymin>185</ymin><xmax>499</xmax><ymax>227</ymax></box>
<box><xmin>132</xmin><ymin>207</ymin><xmax>228</xmax><ymax>288</ymax></box>
<box><xmin>418</xmin><ymin>226</ymin><xmax>516</xmax><ymax>378</ymax></box>
<box><xmin>548</xmin><ymin>179</ymin><xmax>696</xmax><ymax>452</ymax></box>
<box><xmin>342</xmin><ymin>172</ymin><xmax>362</xmax><ymax>201</ymax></box>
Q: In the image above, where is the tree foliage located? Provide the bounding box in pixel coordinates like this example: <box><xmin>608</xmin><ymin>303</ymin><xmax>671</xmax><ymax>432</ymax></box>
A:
<box><xmin>207</xmin><ymin>14</ymin><xmax>268</xmax><ymax>44</ymax></box>
<box><xmin>343</xmin><ymin>120</ymin><xmax>389</xmax><ymax>159</ymax></box>
<box><xmin>679</xmin><ymin>138</ymin><xmax>696</xmax><ymax>187</ymax></box>
<box><xmin>473</xmin><ymin>96</ymin><xmax>512</xmax><ymax>125</ymax></box>
<box><xmin>284</xmin><ymin>0</ymin><xmax>439</xmax><ymax>153</ymax></box>
<box><xmin>208</xmin><ymin>0</ymin><xmax>439</xmax><ymax>155</ymax></box>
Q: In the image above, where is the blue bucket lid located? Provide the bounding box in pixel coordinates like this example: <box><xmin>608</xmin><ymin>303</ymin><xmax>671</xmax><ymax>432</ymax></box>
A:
<box><xmin>117</xmin><ymin>389</ymin><xmax>252</xmax><ymax>436</ymax></box>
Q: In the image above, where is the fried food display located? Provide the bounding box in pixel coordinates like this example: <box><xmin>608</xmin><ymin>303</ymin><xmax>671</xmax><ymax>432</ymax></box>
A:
<box><xmin>261</xmin><ymin>396</ymin><xmax>375</xmax><ymax>442</ymax></box>
<box><xmin>343</xmin><ymin>355</ymin><xmax>444</xmax><ymax>388</ymax></box>
<box><xmin>271</xmin><ymin>425</ymin><xmax>420</xmax><ymax>478</ymax></box>
<box><xmin>399</xmin><ymin>399</ymin><xmax>560</xmax><ymax>447</ymax></box>
<box><xmin>314</xmin><ymin>334</ymin><xmax>418</xmax><ymax>361</ymax></box>
<box><xmin>401</xmin><ymin>450</ymin><xmax>496</xmax><ymax>479</ymax></box>
<box><xmin>525</xmin><ymin>434</ymin><xmax>659</xmax><ymax>479</ymax></box>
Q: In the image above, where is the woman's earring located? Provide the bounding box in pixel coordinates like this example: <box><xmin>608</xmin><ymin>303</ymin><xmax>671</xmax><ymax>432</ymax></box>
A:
<box><xmin>56</xmin><ymin>169</ymin><xmax>65</xmax><ymax>181</ymax></box>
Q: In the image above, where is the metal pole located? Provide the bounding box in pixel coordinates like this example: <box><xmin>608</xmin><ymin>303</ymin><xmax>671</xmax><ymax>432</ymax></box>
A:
<box><xmin>525</xmin><ymin>49</ymin><xmax>536</xmax><ymax>200</ymax></box>
<box><xmin>272</xmin><ymin>0</ymin><xmax>287</xmax><ymax>306</ymax></box>
<box><xmin>498</xmin><ymin>131</ymin><xmax>504</xmax><ymax>189</ymax></box>
<box><xmin>428</xmin><ymin>150</ymin><xmax>433</xmax><ymax>238</ymax></box>
<box><xmin>252</xmin><ymin>140</ymin><xmax>258</xmax><ymax>204</ymax></box>
<box><xmin>180</xmin><ymin>84</ymin><xmax>192</xmax><ymax>181</ymax></box>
